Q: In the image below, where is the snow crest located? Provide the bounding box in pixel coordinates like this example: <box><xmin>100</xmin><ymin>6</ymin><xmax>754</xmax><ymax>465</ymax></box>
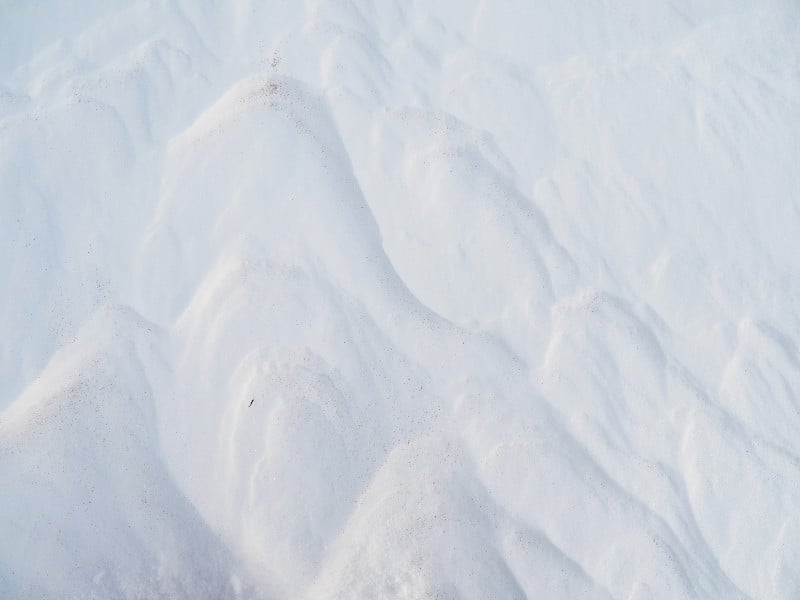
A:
<box><xmin>2</xmin><ymin>1</ymin><xmax>800</xmax><ymax>598</ymax></box>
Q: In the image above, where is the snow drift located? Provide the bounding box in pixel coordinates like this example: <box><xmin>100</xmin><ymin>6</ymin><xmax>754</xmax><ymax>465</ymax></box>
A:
<box><xmin>2</xmin><ymin>1</ymin><xmax>800</xmax><ymax>598</ymax></box>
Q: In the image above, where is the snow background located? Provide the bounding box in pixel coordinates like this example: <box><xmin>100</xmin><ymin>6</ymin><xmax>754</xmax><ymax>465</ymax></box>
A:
<box><xmin>2</xmin><ymin>1</ymin><xmax>800</xmax><ymax>598</ymax></box>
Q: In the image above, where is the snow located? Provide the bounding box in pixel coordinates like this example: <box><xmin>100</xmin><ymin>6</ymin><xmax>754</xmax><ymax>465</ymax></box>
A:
<box><xmin>2</xmin><ymin>1</ymin><xmax>800</xmax><ymax>598</ymax></box>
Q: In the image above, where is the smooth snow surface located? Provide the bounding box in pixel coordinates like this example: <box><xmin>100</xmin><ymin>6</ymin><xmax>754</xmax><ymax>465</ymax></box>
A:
<box><xmin>2</xmin><ymin>1</ymin><xmax>800</xmax><ymax>598</ymax></box>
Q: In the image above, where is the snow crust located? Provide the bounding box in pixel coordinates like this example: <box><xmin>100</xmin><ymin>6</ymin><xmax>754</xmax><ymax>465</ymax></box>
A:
<box><xmin>2</xmin><ymin>1</ymin><xmax>800</xmax><ymax>598</ymax></box>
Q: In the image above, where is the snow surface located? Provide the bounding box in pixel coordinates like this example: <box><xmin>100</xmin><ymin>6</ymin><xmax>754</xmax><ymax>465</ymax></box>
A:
<box><xmin>2</xmin><ymin>1</ymin><xmax>800</xmax><ymax>598</ymax></box>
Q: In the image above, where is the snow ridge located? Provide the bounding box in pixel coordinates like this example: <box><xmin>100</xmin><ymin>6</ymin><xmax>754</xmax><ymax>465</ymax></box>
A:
<box><xmin>2</xmin><ymin>1</ymin><xmax>800</xmax><ymax>598</ymax></box>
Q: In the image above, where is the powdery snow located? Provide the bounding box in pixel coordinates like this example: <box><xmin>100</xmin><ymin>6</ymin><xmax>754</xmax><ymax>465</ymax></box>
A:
<box><xmin>2</xmin><ymin>1</ymin><xmax>800</xmax><ymax>598</ymax></box>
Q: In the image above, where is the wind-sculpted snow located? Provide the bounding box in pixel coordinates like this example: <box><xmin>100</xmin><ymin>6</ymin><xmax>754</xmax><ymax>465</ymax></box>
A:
<box><xmin>2</xmin><ymin>1</ymin><xmax>800</xmax><ymax>598</ymax></box>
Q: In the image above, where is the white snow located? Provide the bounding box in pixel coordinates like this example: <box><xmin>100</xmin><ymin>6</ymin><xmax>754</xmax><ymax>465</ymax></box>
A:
<box><xmin>2</xmin><ymin>1</ymin><xmax>800</xmax><ymax>598</ymax></box>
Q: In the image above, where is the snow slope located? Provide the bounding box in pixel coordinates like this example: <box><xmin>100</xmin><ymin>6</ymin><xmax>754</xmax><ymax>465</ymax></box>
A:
<box><xmin>2</xmin><ymin>1</ymin><xmax>800</xmax><ymax>598</ymax></box>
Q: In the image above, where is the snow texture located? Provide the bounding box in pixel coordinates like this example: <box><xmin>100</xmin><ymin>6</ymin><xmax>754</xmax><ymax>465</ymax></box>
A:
<box><xmin>2</xmin><ymin>1</ymin><xmax>800</xmax><ymax>598</ymax></box>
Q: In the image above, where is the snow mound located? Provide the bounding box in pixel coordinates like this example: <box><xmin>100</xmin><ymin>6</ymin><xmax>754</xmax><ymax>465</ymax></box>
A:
<box><xmin>3</xmin><ymin>1</ymin><xmax>800</xmax><ymax>598</ymax></box>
